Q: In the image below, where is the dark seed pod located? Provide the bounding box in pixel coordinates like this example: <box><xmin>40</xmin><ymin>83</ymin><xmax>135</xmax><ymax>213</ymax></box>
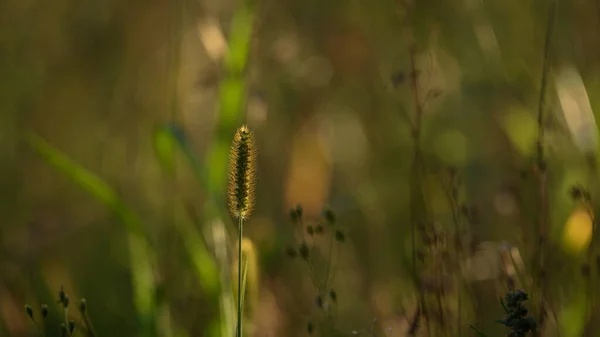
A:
<box><xmin>295</xmin><ymin>204</ymin><xmax>303</xmax><ymax>219</ymax></box>
<box><xmin>307</xmin><ymin>320</ymin><xmax>314</xmax><ymax>334</ymax></box>
<box><xmin>290</xmin><ymin>208</ymin><xmax>298</xmax><ymax>220</ymax></box>
<box><xmin>323</xmin><ymin>208</ymin><xmax>336</xmax><ymax>224</ymax></box>
<box><xmin>570</xmin><ymin>186</ymin><xmax>582</xmax><ymax>200</ymax></box>
<box><xmin>391</xmin><ymin>72</ymin><xmax>405</xmax><ymax>87</ymax></box>
<box><xmin>315</xmin><ymin>224</ymin><xmax>324</xmax><ymax>234</ymax></box>
<box><xmin>41</xmin><ymin>304</ymin><xmax>48</xmax><ymax>318</ymax></box>
<box><xmin>299</xmin><ymin>243</ymin><xmax>309</xmax><ymax>260</ymax></box>
<box><xmin>329</xmin><ymin>289</ymin><xmax>337</xmax><ymax>303</ymax></box>
<box><xmin>25</xmin><ymin>305</ymin><xmax>33</xmax><ymax>319</ymax></box>
<box><xmin>316</xmin><ymin>295</ymin><xmax>323</xmax><ymax>308</ymax></box>
<box><xmin>79</xmin><ymin>299</ymin><xmax>87</xmax><ymax>314</ymax></box>
<box><xmin>58</xmin><ymin>287</ymin><xmax>66</xmax><ymax>304</ymax></box>
<box><xmin>286</xmin><ymin>247</ymin><xmax>298</xmax><ymax>258</ymax></box>
<box><xmin>334</xmin><ymin>230</ymin><xmax>345</xmax><ymax>243</ymax></box>
<box><xmin>68</xmin><ymin>320</ymin><xmax>76</xmax><ymax>334</ymax></box>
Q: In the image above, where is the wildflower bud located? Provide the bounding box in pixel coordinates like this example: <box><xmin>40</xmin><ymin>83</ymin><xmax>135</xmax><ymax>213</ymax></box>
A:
<box><xmin>323</xmin><ymin>208</ymin><xmax>335</xmax><ymax>224</ymax></box>
<box><xmin>334</xmin><ymin>230</ymin><xmax>345</xmax><ymax>243</ymax></box>
<box><xmin>316</xmin><ymin>295</ymin><xmax>323</xmax><ymax>308</ymax></box>
<box><xmin>25</xmin><ymin>305</ymin><xmax>33</xmax><ymax>319</ymax></box>
<box><xmin>295</xmin><ymin>204</ymin><xmax>303</xmax><ymax>219</ymax></box>
<box><xmin>285</xmin><ymin>247</ymin><xmax>298</xmax><ymax>258</ymax></box>
<box><xmin>290</xmin><ymin>208</ymin><xmax>298</xmax><ymax>221</ymax></box>
<box><xmin>391</xmin><ymin>72</ymin><xmax>405</xmax><ymax>87</ymax></box>
<box><xmin>299</xmin><ymin>242</ymin><xmax>309</xmax><ymax>260</ymax></box>
<box><xmin>307</xmin><ymin>320</ymin><xmax>314</xmax><ymax>334</ymax></box>
<box><xmin>306</xmin><ymin>225</ymin><xmax>314</xmax><ymax>236</ymax></box>
<box><xmin>58</xmin><ymin>286</ymin><xmax>66</xmax><ymax>304</ymax></box>
<box><xmin>315</xmin><ymin>224</ymin><xmax>324</xmax><ymax>234</ymax></box>
<box><xmin>41</xmin><ymin>304</ymin><xmax>48</xmax><ymax>318</ymax></box>
<box><xmin>329</xmin><ymin>289</ymin><xmax>337</xmax><ymax>303</ymax></box>
<box><xmin>79</xmin><ymin>299</ymin><xmax>87</xmax><ymax>314</ymax></box>
<box><xmin>68</xmin><ymin>320</ymin><xmax>76</xmax><ymax>334</ymax></box>
<box><xmin>570</xmin><ymin>186</ymin><xmax>582</xmax><ymax>200</ymax></box>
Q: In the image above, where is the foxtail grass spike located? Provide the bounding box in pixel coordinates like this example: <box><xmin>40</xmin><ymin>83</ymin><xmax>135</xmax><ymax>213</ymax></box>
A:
<box><xmin>228</xmin><ymin>125</ymin><xmax>257</xmax><ymax>221</ymax></box>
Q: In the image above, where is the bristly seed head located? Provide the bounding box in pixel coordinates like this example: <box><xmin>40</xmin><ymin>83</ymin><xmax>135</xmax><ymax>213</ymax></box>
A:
<box><xmin>228</xmin><ymin>125</ymin><xmax>257</xmax><ymax>221</ymax></box>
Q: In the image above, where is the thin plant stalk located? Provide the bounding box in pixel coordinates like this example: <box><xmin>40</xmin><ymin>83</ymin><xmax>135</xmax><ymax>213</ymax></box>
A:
<box><xmin>534</xmin><ymin>3</ymin><xmax>556</xmax><ymax>334</ymax></box>
<box><xmin>237</xmin><ymin>217</ymin><xmax>244</xmax><ymax>337</ymax></box>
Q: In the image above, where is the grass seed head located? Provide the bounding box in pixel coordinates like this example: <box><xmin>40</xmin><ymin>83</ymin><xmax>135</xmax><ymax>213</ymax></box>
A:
<box><xmin>227</xmin><ymin>125</ymin><xmax>257</xmax><ymax>221</ymax></box>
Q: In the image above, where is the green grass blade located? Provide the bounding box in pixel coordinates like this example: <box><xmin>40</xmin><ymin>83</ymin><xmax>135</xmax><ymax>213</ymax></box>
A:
<box><xmin>25</xmin><ymin>132</ymin><xmax>158</xmax><ymax>336</ymax></box>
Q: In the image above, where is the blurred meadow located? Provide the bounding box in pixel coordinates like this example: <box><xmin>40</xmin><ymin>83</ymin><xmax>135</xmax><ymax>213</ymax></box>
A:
<box><xmin>2</xmin><ymin>0</ymin><xmax>600</xmax><ymax>336</ymax></box>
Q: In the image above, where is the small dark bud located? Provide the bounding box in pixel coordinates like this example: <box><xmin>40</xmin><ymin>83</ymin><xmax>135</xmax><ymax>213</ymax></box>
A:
<box><xmin>41</xmin><ymin>304</ymin><xmax>48</xmax><ymax>318</ymax></box>
<box><xmin>79</xmin><ymin>299</ymin><xmax>87</xmax><ymax>314</ymax></box>
<box><xmin>295</xmin><ymin>204</ymin><xmax>303</xmax><ymax>218</ymax></box>
<box><xmin>299</xmin><ymin>243</ymin><xmax>309</xmax><ymax>260</ymax></box>
<box><xmin>68</xmin><ymin>320</ymin><xmax>76</xmax><ymax>334</ymax></box>
<box><xmin>60</xmin><ymin>323</ymin><xmax>68</xmax><ymax>337</ymax></box>
<box><xmin>334</xmin><ymin>230</ymin><xmax>345</xmax><ymax>243</ymax></box>
<box><xmin>581</xmin><ymin>264</ymin><xmax>591</xmax><ymax>278</ymax></box>
<box><xmin>329</xmin><ymin>289</ymin><xmax>337</xmax><ymax>303</ymax></box>
<box><xmin>316</xmin><ymin>295</ymin><xmax>323</xmax><ymax>308</ymax></box>
<box><xmin>290</xmin><ymin>208</ymin><xmax>298</xmax><ymax>220</ymax></box>
<box><xmin>391</xmin><ymin>72</ymin><xmax>405</xmax><ymax>87</ymax></box>
<box><xmin>58</xmin><ymin>287</ymin><xmax>66</xmax><ymax>304</ymax></box>
<box><xmin>25</xmin><ymin>305</ymin><xmax>33</xmax><ymax>319</ymax></box>
<box><xmin>286</xmin><ymin>247</ymin><xmax>298</xmax><ymax>258</ymax></box>
<box><xmin>570</xmin><ymin>186</ymin><xmax>582</xmax><ymax>200</ymax></box>
<box><xmin>323</xmin><ymin>208</ymin><xmax>336</xmax><ymax>224</ymax></box>
<box><xmin>315</xmin><ymin>224</ymin><xmax>325</xmax><ymax>234</ymax></box>
<box><xmin>306</xmin><ymin>225</ymin><xmax>314</xmax><ymax>236</ymax></box>
<box><xmin>307</xmin><ymin>320</ymin><xmax>314</xmax><ymax>334</ymax></box>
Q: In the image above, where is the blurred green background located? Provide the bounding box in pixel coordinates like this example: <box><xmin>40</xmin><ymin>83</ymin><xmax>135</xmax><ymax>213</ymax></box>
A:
<box><xmin>2</xmin><ymin>0</ymin><xmax>600</xmax><ymax>336</ymax></box>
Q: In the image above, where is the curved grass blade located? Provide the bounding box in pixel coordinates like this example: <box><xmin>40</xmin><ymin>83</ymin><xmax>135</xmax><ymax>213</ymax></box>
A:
<box><xmin>25</xmin><ymin>132</ymin><xmax>158</xmax><ymax>336</ymax></box>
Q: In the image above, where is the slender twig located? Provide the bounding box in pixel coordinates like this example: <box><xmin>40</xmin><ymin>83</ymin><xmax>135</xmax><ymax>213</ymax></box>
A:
<box><xmin>407</xmin><ymin>44</ymin><xmax>433</xmax><ymax>337</ymax></box>
<box><xmin>534</xmin><ymin>3</ymin><xmax>556</xmax><ymax>335</ymax></box>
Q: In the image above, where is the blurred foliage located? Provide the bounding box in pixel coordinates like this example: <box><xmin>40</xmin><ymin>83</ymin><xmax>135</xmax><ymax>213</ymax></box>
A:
<box><xmin>2</xmin><ymin>0</ymin><xmax>600</xmax><ymax>337</ymax></box>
